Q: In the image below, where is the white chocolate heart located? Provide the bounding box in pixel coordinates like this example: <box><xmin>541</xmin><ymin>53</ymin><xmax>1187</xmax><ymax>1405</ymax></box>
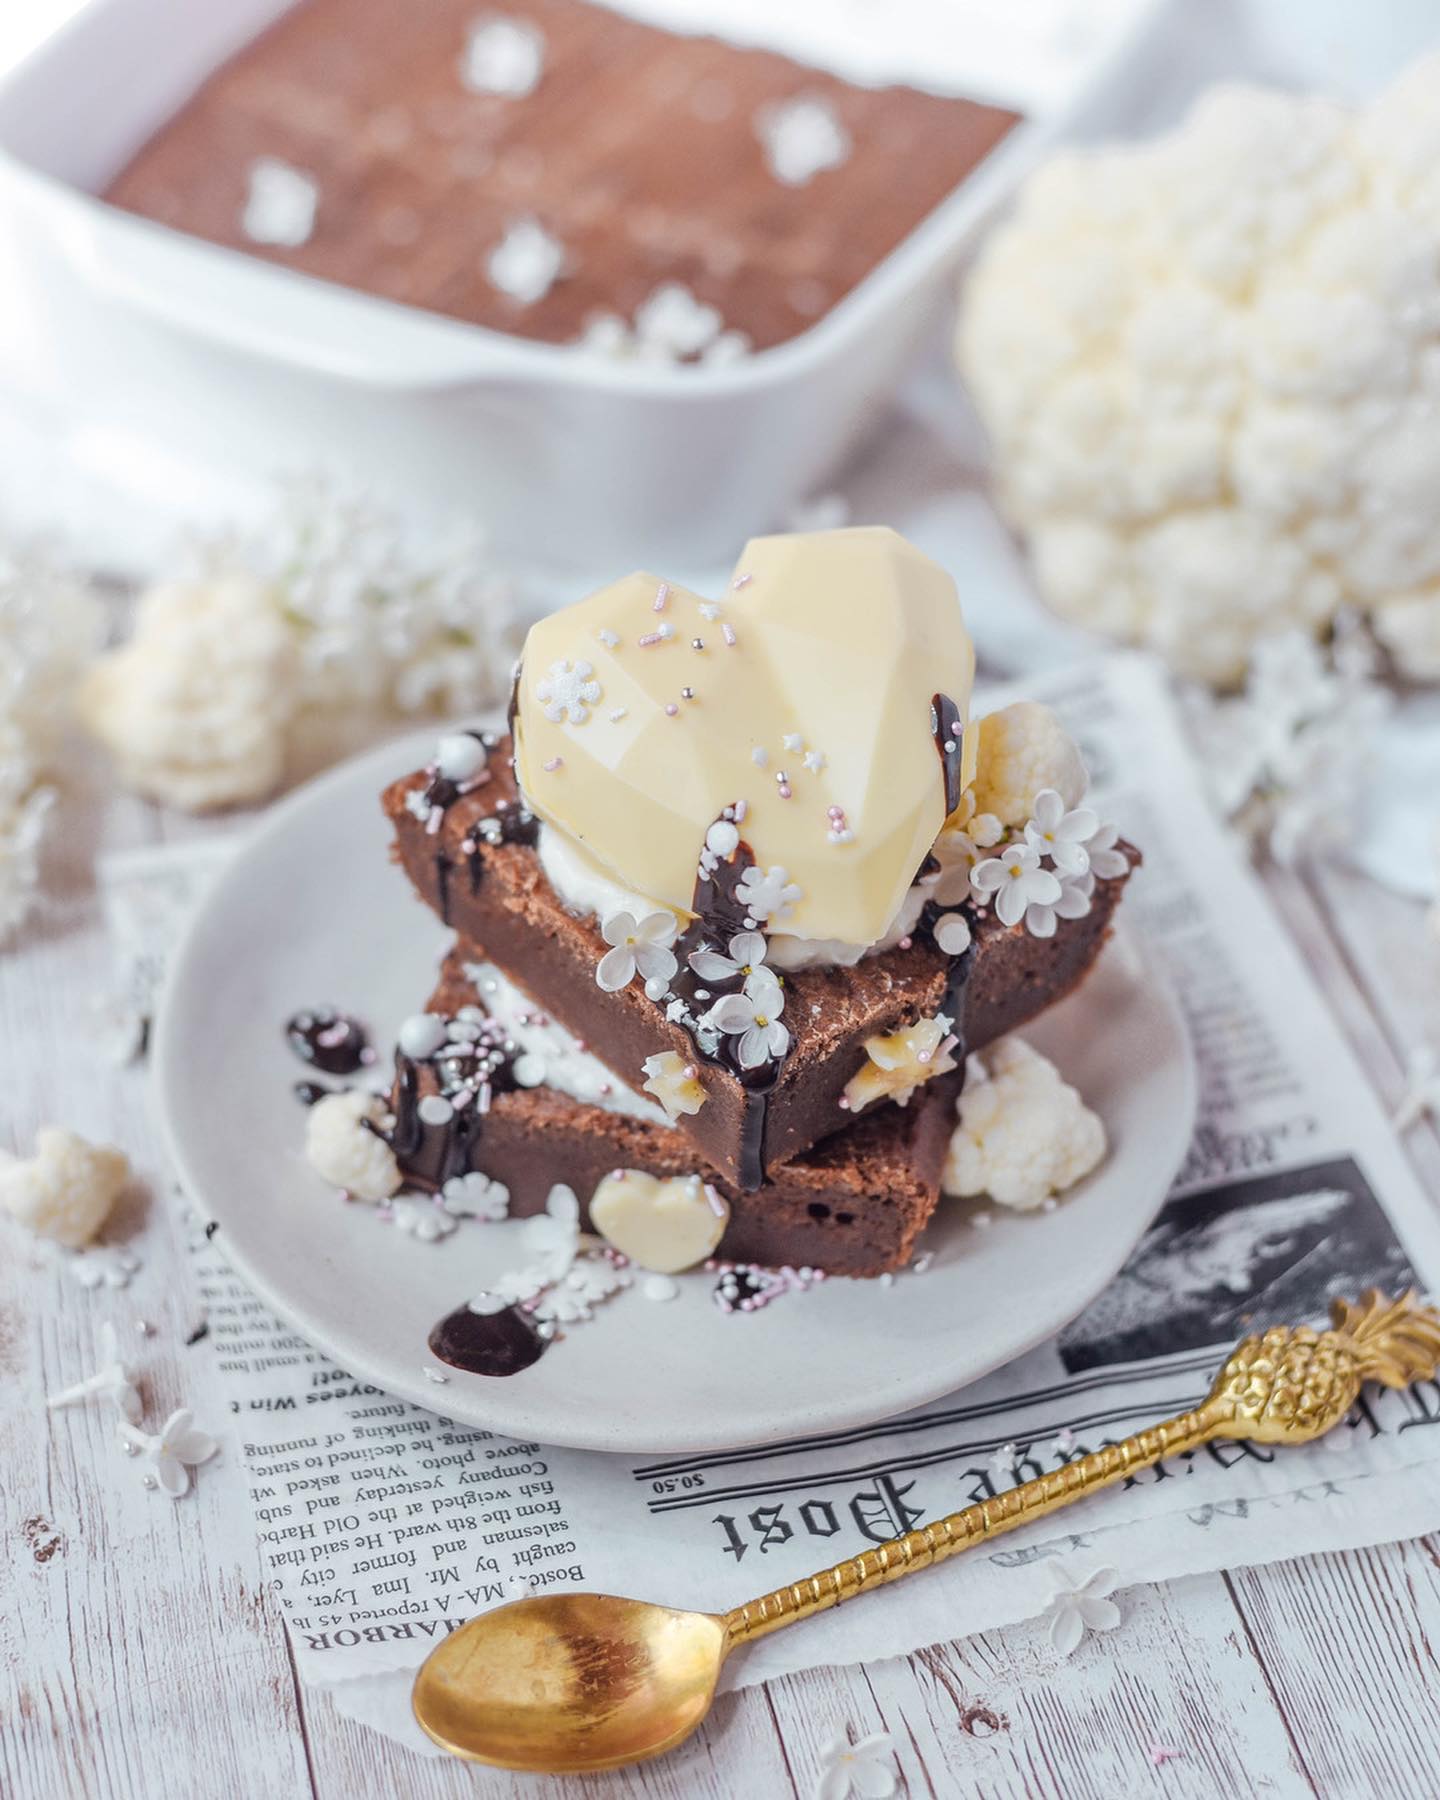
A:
<box><xmin>515</xmin><ymin>527</ymin><xmax>977</xmax><ymax>948</ymax></box>
<box><xmin>589</xmin><ymin>1171</ymin><xmax>729</xmax><ymax>1274</ymax></box>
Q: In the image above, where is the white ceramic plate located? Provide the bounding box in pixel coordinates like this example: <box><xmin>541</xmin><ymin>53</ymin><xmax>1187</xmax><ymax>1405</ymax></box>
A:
<box><xmin>155</xmin><ymin>730</ymin><xmax>1196</xmax><ymax>1454</ymax></box>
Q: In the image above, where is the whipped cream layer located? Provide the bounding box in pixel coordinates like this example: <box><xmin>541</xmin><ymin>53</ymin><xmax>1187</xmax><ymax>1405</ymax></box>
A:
<box><xmin>538</xmin><ymin>823</ymin><xmax>928</xmax><ymax>971</ymax></box>
<box><xmin>460</xmin><ymin>958</ymin><xmax>672</xmax><ymax>1127</ymax></box>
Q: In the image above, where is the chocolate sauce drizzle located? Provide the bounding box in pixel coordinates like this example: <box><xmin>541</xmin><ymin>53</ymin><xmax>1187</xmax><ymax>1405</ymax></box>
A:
<box><xmin>428</xmin><ymin>1303</ymin><xmax>546</xmax><ymax>1377</ymax></box>
<box><xmin>293</xmin><ymin>1080</ymin><xmax>331</xmax><ymax>1107</ymax></box>
<box><xmin>285</xmin><ymin>1008</ymin><xmax>371</xmax><ymax>1075</ymax></box>
<box><xmin>931</xmin><ymin>692</ymin><xmax>965</xmax><ymax>818</ymax></box>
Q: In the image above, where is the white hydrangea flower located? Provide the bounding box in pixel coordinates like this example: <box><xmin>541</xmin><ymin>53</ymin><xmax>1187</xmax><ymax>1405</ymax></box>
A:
<box><xmin>970</xmin><ymin>843</ymin><xmax>1062</xmax><ymax>929</ymax></box>
<box><xmin>534</xmin><ymin>657</ymin><xmax>602</xmax><ymax>725</ymax></box>
<box><xmin>117</xmin><ymin>1407</ymin><xmax>219</xmax><ymax>1500</ymax></box>
<box><xmin>1023</xmin><ymin>789</ymin><xmax>1101</xmax><ymax>876</ymax></box>
<box><xmin>705</xmin><ymin>970</ymin><xmax>789</xmax><ymax>1069</ymax></box>
<box><xmin>595</xmin><ymin>909</ymin><xmax>679</xmax><ymax>992</ymax></box>
<box><xmin>687</xmin><ymin>929</ymin><xmax>768</xmax><ymax>985</ymax></box>
<box><xmin>1025</xmin><ymin>870</ymin><xmax>1095</xmax><ymax>940</ymax></box>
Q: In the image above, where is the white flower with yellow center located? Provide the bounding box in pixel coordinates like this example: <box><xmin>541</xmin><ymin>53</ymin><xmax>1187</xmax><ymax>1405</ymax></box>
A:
<box><xmin>595</xmin><ymin>909</ymin><xmax>679</xmax><ymax>992</ymax></box>
<box><xmin>1023</xmin><ymin>788</ymin><xmax>1101</xmax><ymax>876</ymax></box>
<box><xmin>687</xmin><ymin>929</ymin><xmax>768</xmax><ymax>986</ymax></box>
<box><xmin>706</xmin><ymin>969</ymin><xmax>789</xmax><ymax>1069</ymax></box>
<box><xmin>970</xmin><ymin>842</ymin><xmax>1061</xmax><ymax>929</ymax></box>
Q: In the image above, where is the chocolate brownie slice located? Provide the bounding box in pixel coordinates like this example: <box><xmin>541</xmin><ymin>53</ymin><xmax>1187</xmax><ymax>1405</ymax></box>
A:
<box><xmin>397</xmin><ymin>949</ymin><xmax>960</xmax><ymax>1277</ymax></box>
<box><xmin>383</xmin><ymin>737</ymin><xmax>1133</xmax><ymax>1189</ymax></box>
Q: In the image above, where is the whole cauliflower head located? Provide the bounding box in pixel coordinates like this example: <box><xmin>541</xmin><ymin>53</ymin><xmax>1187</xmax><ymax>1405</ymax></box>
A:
<box><xmin>958</xmin><ymin>55</ymin><xmax>1440</xmax><ymax>686</ymax></box>
<box><xmin>0</xmin><ymin>1127</ymin><xmax>131</xmax><ymax>1247</ymax></box>
<box><xmin>970</xmin><ymin>701</ymin><xmax>1087</xmax><ymax>827</ymax></box>
<box><xmin>944</xmin><ymin>1037</ymin><xmax>1105</xmax><ymax>1211</ymax></box>
<box><xmin>305</xmin><ymin>1092</ymin><xmax>402</xmax><ymax>1202</ymax></box>
<box><xmin>78</xmin><ymin>575</ymin><xmax>296</xmax><ymax>811</ymax></box>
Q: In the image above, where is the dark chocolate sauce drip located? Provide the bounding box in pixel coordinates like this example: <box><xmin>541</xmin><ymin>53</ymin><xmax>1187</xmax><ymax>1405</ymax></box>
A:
<box><xmin>390</xmin><ymin>1052</ymin><xmax>423</xmax><ymax>1159</ymax></box>
<box><xmin>505</xmin><ymin>662</ymin><xmax>522</xmax><ymax>757</ymax></box>
<box><xmin>285</xmin><ymin>1008</ymin><xmax>371</xmax><ymax>1075</ymax></box>
<box><xmin>435</xmin><ymin>852</ymin><xmax>452</xmax><ymax>926</ymax></box>
<box><xmin>428</xmin><ymin>1303</ymin><xmax>546</xmax><ymax>1377</ymax></box>
<box><xmin>293</xmin><ymin>1080</ymin><xmax>331</xmax><ymax>1107</ymax></box>
<box><xmin>931</xmin><ymin>693</ymin><xmax>965</xmax><ymax>818</ymax></box>
<box><xmin>387</xmin><ymin>1020</ymin><xmax>524</xmax><ymax>1189</ymax></box>
<box><xmin>666</xmin><ymin>825</ymin><xmax>782</xmax><ymax>1193</ymax></box>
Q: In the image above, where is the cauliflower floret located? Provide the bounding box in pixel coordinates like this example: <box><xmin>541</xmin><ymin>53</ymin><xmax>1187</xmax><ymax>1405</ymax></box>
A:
<box><xmin>305</xmin><ymin>1092</ymin><xmax>402</xmax><ymax>1201</ymax></box>
<box><xmin>969</xmin><ymin>702</ymin><xmax>1087</xmax><ymax>827</ymax></box>
<box><xmin>0</xmin><ymin>1127</ymin><xmax>131</xmax><ymax>1247</ymax></box>
<box><xmin>958</xmin><ymin>55</ymin><xmax>1440</xmax><ymax>686</ymax></box>
<box><xmin>944</xmin><ymin>1038</ymin><xmax>1105</xmax><ymax>1211</ymax></box>
<box><xmin>78</xmin><ymin>576</ymin><xmax>296</xmax><ymax>811</ymax></box>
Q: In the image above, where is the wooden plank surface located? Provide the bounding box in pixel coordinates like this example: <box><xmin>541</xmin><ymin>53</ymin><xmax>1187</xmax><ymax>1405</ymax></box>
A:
<box><xmin>4</xmin><ymin>748</ymin><xmax>1440</xmax><ymax>1799</ymax></box>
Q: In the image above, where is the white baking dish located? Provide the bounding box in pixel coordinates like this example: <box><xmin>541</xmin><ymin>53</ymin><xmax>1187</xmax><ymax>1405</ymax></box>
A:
<box><xmin>0</xmin><ymin>0</ymin><xmax>1175</xmax><ymax>576</ymax></box>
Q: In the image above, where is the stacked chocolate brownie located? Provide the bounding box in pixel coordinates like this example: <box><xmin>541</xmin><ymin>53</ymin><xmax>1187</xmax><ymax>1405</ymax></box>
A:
<box><xmin>380</xmin><ymin>736</ymin><xmax>1130</xmax><ymax>1277</ymax></box>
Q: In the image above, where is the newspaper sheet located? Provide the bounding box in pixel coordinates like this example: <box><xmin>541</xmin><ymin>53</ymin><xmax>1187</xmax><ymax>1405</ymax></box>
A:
<box><xmin>104</xmin><ymin>652</ymin><xmax>1440</xmax><ymax>1747</ymax></box>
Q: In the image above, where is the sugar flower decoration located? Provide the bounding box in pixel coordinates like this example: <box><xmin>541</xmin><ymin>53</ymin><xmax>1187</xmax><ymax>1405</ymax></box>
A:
<box><xmin>533</xmin><ymin>1252</ymin><xmax>629</xmax><ymax>1323</ymax></box>
<box><xmin>388</xmin><ymin>1197</ymin><xmax>459</xmax><ymax>1242</ymax></box>
<box><xmin>521</xmin><ymin>1183</ymin><xmax>582</xmax><ymax>1279</ymax></box>
<box><xmin>706</xmin><ymin>970</ymin><xmax>789</xmax><ymax>1069</ymax></box>
<box><xmin>535</xmin><ymin>657</ymin><xmax>602</xmax><ymax>725</ymax></box>
<box><xmin>1041</xmin><ymin>1562</ymin><xmax>1121</xmax><ymax>1657</ymax></box>
<box><xmin>1023</xmin><ymin>789</ymin><xmax>1100</xmax><ymax>876</ymax></box>
<box><xmin>0</xmin><ymin>1127</ymin><xmax>131</xmax><ymax>1249</ymax></box>
<box><xmin>118</xmin><ymin>1407</ymin><xmax>220</xmax><ymax>1499</ymax></box>
<box><xmin>241</xmin><ymin>157</ymin><xmax>317</xmax><ymax>247</ymax></box>
<box><xmin>47</xmin><ymin>1322</ymin><xmax>142</xmax><ymax>1424</ymax></box>
<box><xmin>487</xmin><ymin>217</ymin><xmax>567</xmax><ymax>306</ymax></box>
<box><xmin>757</xmin><ymin>93</ymin><xmax>852</xmax><ymax>188</ymax></box>
<box><xmin>442</xmin><ymin>1170</ymin><xmax>511</xmax><ymax>1220</ymax></box>
<box><xmin>687</xmin><ymin>929</ymin><xmax>769</xmax><ymax>986</ymax></box>
<box><xmin>971</xmin><ymin>843</ymin><xmax>1062</xmax><ymax>929</ymax></box>
<box><xmin>928</xmin><ymin>828</ymin><xmax>988</xmax><ymax>908</ymax></box>
<box><xmin>1393</xmin><ymin>1045</ymin><xmax>1440</xmax><ymax>1133</ymax></box>
<box><xmin>1084</xmin><ymin>821</ymin><xmax>1129</xmax><ymax>880</ymax></box>
<box><xmin>813</xmin><ymin>1726</ymin><xmax>897</xmax><ymax>1800</ymax></box>
<box><xmin>735</xmin><ymin>863</ymin><xmax>803</xmax><ymax>924</ymax></box>
<box><xmin>641</xmin><ymin>1051</ymin><xmax>707</xmax><ymax>1120</ymax></box>
<box><xmin>596</xmin><ymin>909</ymin><xmax>679</xmax><ymax>992</ymax></box>
<box><xmin>69</xmin><ymin>1245</ymin><xmax>142</xmax><ymax>1291</ymax></box>
<box><xmin>845</xmin><ymin>1014</ymin><xmax>957</xmax><ymax>1113</ymax></box>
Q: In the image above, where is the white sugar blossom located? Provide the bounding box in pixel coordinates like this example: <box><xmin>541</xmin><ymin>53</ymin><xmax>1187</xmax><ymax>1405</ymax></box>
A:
<box><xmin>814</xmin><ymin>1727</ymin><xmax>897</xmax><ymax>1800</ymax></box>
<box><xmin>442</xmin><ymin>1171</ymin><xmax>511</xmax><ymax>1220</ymax></box>
<box><xmin>487</xmin><ymin>217</ymin><xmax>567</xmax><ymax>306</ymax></box>
<box><xmin>687</xmin><ymin>929</ymin><xmax>768</xmax><ymax>985</ymax></box>
<box><xmin>1041</xmin><ymin>1562</ymin><xmax>1122</xmax><ymax>1657</ymax></box>
<box><xmin>521</xmin><ymin>1183</ymin><xmax>581</xmax><ymax>1280</ymax></box>
<box><xmin>735</xmin><ymin>863</ymin><xmax>803</xmax><ymax>923</ymax></box>
<box><xmin>389</xmin><ymin>1197</ymin><xmax>458</xmax><ymax>1242</ymax></box>
<box><xmin>971</xmin><ymin>843</ymin><xmax>1061</xmax><ymax>929</ymax></box>
<box><xmin>706</xmin><ymin>970</ymin><xmax>789</xmax><ymax>1069</ymax></box>
<box><xmin>928</xmin><ymin>828</ymin><xmax>987</xmax><ymax>908</ymax></box>
<box><xmin>533</xmin><ymin>1252</ymin><xmax>628</xmax><ymax>1322</ymax></box>
<box><xmin>118</xmin><ymin>1407</ymin><xmax>219</xmax><ymax>1499</ymax></box>
<box><xmin>460</xmin><ymin>15</ymin><xmax>545</xmax><ymax>97</ymax></box>
<box><xmin>757</xmin><ymin>94</ymin><xmax>852</xmax><ymax>188</ymax></box>
<box><xmin>46</xmin><ymin>1322</ymin><xmax>142</xmax><ymax>1424</ymax></box>
<box><xmin>1025</xmin><ymin>870</ymin><xmax>1095</xmax><ymax>940</ymax></box>
<box><xmin>1024</xmin><ymin>788</ymin><xmax>1100</xmax><ymax>876</ymax></box>
<box><xmin>535</xmin><ymin>657</ymin><xmax>602</xmax><ymax>725</ymax></box>
<box><xmin>69</xmin><ymin>1245</ymin><xmax>141</xmax><ymax>1291</ymax></box>
<box><xmin>241</xmin><ymin>157</ymin><xmax>317</xmax><ymax>247</ymax></box>
<box><xmin>596</xmin><ymin>909</ymin><xmax>679</xmax><ymax>992</ymax></box>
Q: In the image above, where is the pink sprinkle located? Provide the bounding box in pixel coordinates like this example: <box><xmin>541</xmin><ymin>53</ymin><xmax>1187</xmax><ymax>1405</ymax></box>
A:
<box><xmin>898</xmin><ymin>935</ymin><xmax>912</xmax><ymax>950</ymax></box>
<box><xmin>777</xmin><ymin>782</ymin><xmax>792</xmax><ymax>800</ymax></box>
<box><xmin>917</xmin><ymin>1049</ymin><xmax>933</xmax><ymax>1065</ymax></box>
<box><xmin>599</xmin><ymin>1082</ymin><xmax>613</xmax><ymax>1096</ymax></box>
<box><xmin>638</xmin><ymin>630</ymin><xmax>664</xmax><ymax>648</ymax></box>
<box><xmin>542</xmin><ymin>756</ymin><xmax>563</xmax><ymax>772</ymax></box>
<box><xmin>939</xmin><ymin>1034</ymin><xmax>958</xmax><ymax>1056</ymax></box>
<box><xmin>732</xmin><ymin>572</ymin><xmax>752</xmax><ymax>589</ymax></box>
<box><xmin>665</xmin><ymin>703</ymin><xmax>679</xmax><ymax>717</ymax></box>
<box><xmin>425</xmin><ymin>808</ymin><xmax>444</xmax><ymax>836</ymax></box>
<box><xmin>722</xmin><ymin>623</ymin><xmax>737</xmax><ymax>646</ymax></box>
<box><xmin>838</xmin><ymin>1096</ymin><xmax>850</xmax><ymax>1111</ymax></box>
<box><xmin>733</xmin><ymin>800</ymin><xmax>748</xmax><ymax>822</ymax></box>
<box><xmin>1149</xmin><ymin>1745</ymin><xmax>1181</xmax><ymax>1769</ymax></box>
<box><xmin>653</xmin><ymin>581</ymin><xmax>670</xmax><ymax>612</ymax></box>
<box><xmin>460</xmin><ymin>838</ymin><xmax>476</xmax><ymax>855</ymax></box>
<box><xmin>704</xmin><ymin>1183</ymin><xmax>726</xmax><ymax>1217</ymax></box>
<box><xmin>682</xmin><ymin>1064</ymin><xmax>697</xmax><ymax>1079</ymax></box>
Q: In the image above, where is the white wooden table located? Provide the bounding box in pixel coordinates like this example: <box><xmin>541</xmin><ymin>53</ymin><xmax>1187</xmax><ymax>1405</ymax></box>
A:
<box><xmin>5</xmin><ymin>734</ymin><xmax>1440</xmax><ymax>1800</ymax></box>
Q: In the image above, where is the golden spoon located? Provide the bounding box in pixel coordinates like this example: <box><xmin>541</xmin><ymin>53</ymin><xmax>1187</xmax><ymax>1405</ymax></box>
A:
<box><xmin>412</xmin><ymin>1289</ymin><xmax>1440</xmax><ymax>1774</ymax></box>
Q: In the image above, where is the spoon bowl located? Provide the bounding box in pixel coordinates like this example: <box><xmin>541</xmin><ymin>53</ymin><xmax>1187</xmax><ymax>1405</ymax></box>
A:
<box><xmin>412</xmin><ymin>1593</ymin><xmax>728</xmax><ymax>1772</ymax></box>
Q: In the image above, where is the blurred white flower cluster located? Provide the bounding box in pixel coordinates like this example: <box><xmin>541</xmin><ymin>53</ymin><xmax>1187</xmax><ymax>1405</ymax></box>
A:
<box><xmin>1184</xmin><ymin>623</ymin><xmax>1391</xmax><ymax>864</ymax></box>
<box><xmin>81</xmin><ymin>478</ymin><xmax>524</xmax><ymax>812</ymax></box>
<box><xmin>0</xmin><ymin>543</ymin><xmax>100</xmax><ymax>944</ymax></box>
